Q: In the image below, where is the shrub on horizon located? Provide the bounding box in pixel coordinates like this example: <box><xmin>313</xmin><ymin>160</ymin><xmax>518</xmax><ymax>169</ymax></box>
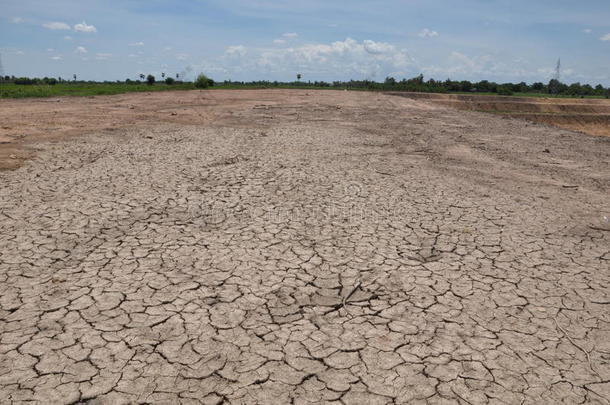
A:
<box><xmin>195</xmin><ymin>73</ymin><xmax>213</xmax><ymax>89</ymax></box>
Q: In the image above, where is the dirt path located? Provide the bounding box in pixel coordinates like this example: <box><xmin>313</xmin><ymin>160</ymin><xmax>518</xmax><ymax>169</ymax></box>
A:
<box><xmin>1</xmin><ymin>90</ymin><xmax>609</xmax><ymax>404</ymax></box>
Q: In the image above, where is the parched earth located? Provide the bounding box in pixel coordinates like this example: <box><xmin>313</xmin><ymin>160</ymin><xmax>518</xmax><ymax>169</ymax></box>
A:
<box><xmin>0</xmin><ymin>90</ymin><xmax>609</xmax><ymax>404</ymax></box>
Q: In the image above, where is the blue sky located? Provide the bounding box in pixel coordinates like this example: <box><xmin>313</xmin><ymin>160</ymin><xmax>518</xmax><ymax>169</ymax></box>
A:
<box><xmin>2</xmin><ymin>0</ymin><xmax>610</xmax><ymax>85</ymax></box>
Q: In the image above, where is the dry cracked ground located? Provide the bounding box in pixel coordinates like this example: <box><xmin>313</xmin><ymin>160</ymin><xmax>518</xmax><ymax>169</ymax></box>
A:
<box><xmin>1</xmin><ymin>89</ymin><xmax>609</xmax><ymax>404</ymax></box>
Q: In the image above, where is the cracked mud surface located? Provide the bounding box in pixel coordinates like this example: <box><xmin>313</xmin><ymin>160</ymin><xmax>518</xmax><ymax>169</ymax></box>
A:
<box><xmin>1</xmin><ymin>89</ymin><xmax>609</xmax><ymax>404</ymax></box>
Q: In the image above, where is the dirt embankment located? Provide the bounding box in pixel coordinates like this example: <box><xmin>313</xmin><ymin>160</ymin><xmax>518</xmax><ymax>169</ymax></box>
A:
<box><xmin>387</xmin><ymin>91</ymin><xmax>610</xmax><ymax>137</ymax></box>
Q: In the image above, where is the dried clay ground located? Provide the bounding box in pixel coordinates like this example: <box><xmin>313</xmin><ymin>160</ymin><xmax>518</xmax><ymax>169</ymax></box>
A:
<box><xmin>0</xmin><ymin>90</ymin><xmax>609</xmax><ymax>404</ymax></box>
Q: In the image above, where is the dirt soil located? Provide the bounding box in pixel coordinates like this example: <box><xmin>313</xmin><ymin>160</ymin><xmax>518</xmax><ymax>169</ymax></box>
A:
<box><xmin>387</xmin><ymin>92</ymin><xmax>610</xmax><ymax>137</ymax></box>
<box><xmin>1</xmin><ymin>89</ymin><xmax>610</xmax><ymax>404</ymax></box>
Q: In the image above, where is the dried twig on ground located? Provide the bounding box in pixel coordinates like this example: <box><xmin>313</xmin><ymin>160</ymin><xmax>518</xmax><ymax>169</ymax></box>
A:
<box><xmin>342</xmin><ymin>280</ymin><xmax>362</xmax><ymax>318</ymax></box>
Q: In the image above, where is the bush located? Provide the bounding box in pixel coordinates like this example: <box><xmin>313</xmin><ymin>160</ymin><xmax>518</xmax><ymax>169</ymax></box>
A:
<box><xmin>146</xmin><ymin>74</ymin><xmax>155</xmax><ymax>85</ymax></box>
<box><xmin>165</xmin><ymin>77</ymin><xmax>175</xmax><ymax>85</ymax></box>
<box><xmin>195</xmin><ymin>73</ymin><xmax>213</xmax><ymax>89</ymax></box>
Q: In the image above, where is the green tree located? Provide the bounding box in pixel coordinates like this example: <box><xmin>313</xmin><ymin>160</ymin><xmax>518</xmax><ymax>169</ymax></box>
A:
<box><xmin>409</xmin><ymin>74</ymin><xmax>424</xmax><ymax>85</ymax></box>
<box><xmin>548</xmin><ymin>79</ymin><xmax>561</xmax><ymax>94</ymax></box>
<box><xmin>595</xmin><ymin>84</ymin><xmax>604</xmax><ymax>95</ymax></box>
<box><xmin>497</xmin><ymin>85</ymin><xmax>513</xmax><ymax>96</ymax></box>
<box><xmin>532</xmin><ymin>82</ymin><xmax>545</xmax><ymax>91</ymax></box>
<box><xmin>146</xmin><ymin>74</ymin><xmax>155</xmax><ymax>85</ymax></box>
<box><xmin>566</xmin><ymin>82</ymin><xmax>583</xmax><ymax>96</ymax></box>
<box><xmin>384</xmin><ymin>76</ymin><xmax>397</xmax><ymax>86</ymax></box>
<box><xmin>459</xmin><ymin>80</ymin><xmax>473</xmax><ymax>92</ymax></box>
<box><xmin>195</xmin><ymin>73</ymin><xmax>212</xmax><ymax>88</ymax></box>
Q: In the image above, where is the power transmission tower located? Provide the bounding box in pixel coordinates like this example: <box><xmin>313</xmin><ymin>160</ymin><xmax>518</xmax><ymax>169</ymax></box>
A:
<box><xmin>553</xmin><ymin>58</ymin><xmax>561</xmax><ymax>82</ymax></box>
<box><xmin>549</xmin><ymin>57</ymin><xmax>562</xmax><ymax>94</ymax></box>
<box><xmin>0</xmin><ymin>52</ymin><xmax>5</xmax><ymax>79</ymax></box>
<box><xmin>0</xmin><ymin>53</ymin><xmax>4</xmax><ymax>96</ymax></box>
<box><xmin>0</xmin><ymin>53</ymin><xmax>4</xmax><ymax>93</ymax></box>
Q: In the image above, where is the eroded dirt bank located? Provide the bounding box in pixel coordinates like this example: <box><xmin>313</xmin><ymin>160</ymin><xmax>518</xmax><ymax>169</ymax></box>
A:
<box><xmin>387</xmin><ymin>91</ymin><xmax>610</xmax><ymax>137</ymax></box>
<box><xmin>1</xmin><ymin>90</ymin><xmax>609</xmax><ymax>404</ymax></box>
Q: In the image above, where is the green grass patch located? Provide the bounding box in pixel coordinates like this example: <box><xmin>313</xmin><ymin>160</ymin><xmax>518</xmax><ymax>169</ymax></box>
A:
<box><xmin>0</xmin><ymin>82</ymin><xmax>196</xmax><ymax>99</ymax></box>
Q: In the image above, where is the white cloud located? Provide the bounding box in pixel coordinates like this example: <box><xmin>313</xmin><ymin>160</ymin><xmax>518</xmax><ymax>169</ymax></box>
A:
<box><xmin>418</xmin><ymin>28</ymin><xmax>438</xmax><ymax>38</ymax></box>
<box><xmin>206</xmin><ymin>38</ymin><xmax>414</xmax><ymax>81</ymax></box>
<box><xmin>47</xmin><ymin>48</ymin><xmax>55</xmax><ymax>52</ymax></box>
<box><xmin>600</xmin><ymin>33</ymin><xmax>610</xmax><ymax>41</ymax></box>
<box><xmin>16</xmin><ymin>50</ymin><xmax>25</xmax><ymax>55</ymax></box>
<box><xmin>128</xmin><ymin>54</ymin><xmax>138</xmax><ymax>58</ymax></box>
<box><xmin>422</xmin><ymin>51</ymin><xmax>542</xmax><ymax>81</ymax></box>
<box><xmin>64</xmin><ymin>36</ymin><xmax>73</xmax><ymax>41</ymax></box>
<box><xmin>282</xmin><ymin>32</ymin><xmax>298</xmax><ymax>38</ymax></box>
<box><xmin>74</xmin><ymin>21</ymin><xmax>97</xmax><ymax>33</ymax></box>
<box><xmin>95</xmin><ymin>53</ymin><xmax>112</xmax><ymax>60</ymax></box>
<box><xmin>273</xmin><ymin>39</ymin><xmax>286</xmax><ymax>44</ymax></box>
<box><xmin>43</xmin><ymin>22</ymin><xmax>71</xmax><ymax>30</ymax></box>
<box><xmin>363</xmin><ymin>40</ymin><xmax>394</xmax><ymax>54</ymax></box>
<box><xmin>583</xmin><ymin>29</ymin><xmax>592</xmax><ymax>34</ymax></box>
<box><xmin>226</xmin><ymin>45</ymin><xmax>246</xmax><ymax>57</ymax></box>
<box><xmin>177</xmin><ymin>53</ymin><xmax>189</xmax><ymax>60</ymax></box>
<box><xmin>12</xmin><ymin>17</ymin><xmax>24</xmax><ymax>24</ymax></box>
<box><xmin>129</xmin><ymin>42</ymin><xmax>144</xmax><ymax>47</ymax></box>
<box><xmin>51</xmin><ymin>56</ymin><xmax>62</xmax><ymax>60</ymax></box>
<box><xmin>537</xmin><ymin>67</ymin><xmax>554</xmax><ymax>76</ymax></box>
<box><xmin>75</xmin><ymin>46</ymin><xmax>87</xmax><ymax>54</ymax></box>
<box><xmin>450</xmin><ymin>51</ymin><xmax>476</xmax><ymax>69</ymax></box>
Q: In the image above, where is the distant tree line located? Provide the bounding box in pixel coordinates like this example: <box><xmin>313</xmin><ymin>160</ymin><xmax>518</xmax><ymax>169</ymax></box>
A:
<box><xmin>222</xmin><ymin>75</ymin><xmax>610</xmax><ymax>97</ymax></box>
<box><xmin>0</xmin><ymin>74</ymin><xmax>214</xmax><ymax>87</ymax></box>
<box><xmin>1</xmin><ymin>75</ymin><xmax>189</xmax><ymax>86</ymax></box>
<box><xmin>2</xmin><ymin>74</ymin><xmax>609</xmax><ymax>97</ymax></box>
<box><xmin>3</xmin><ymin>76</ymin><xmax>61</xmax><ymax>85</ymax></box>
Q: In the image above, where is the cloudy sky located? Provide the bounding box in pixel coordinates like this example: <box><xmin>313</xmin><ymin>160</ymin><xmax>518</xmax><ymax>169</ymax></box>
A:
<box><xmin>2</xmin><ymin>0</ymin><xmax>610</xmax><ymax>85</ymax></box>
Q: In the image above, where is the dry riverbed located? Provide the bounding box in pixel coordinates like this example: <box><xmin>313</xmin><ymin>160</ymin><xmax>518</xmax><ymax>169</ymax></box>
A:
<box><xmin>1</xmin><ymin>90</ymin><xmax>609</xmax><ymax>404</ymax></box>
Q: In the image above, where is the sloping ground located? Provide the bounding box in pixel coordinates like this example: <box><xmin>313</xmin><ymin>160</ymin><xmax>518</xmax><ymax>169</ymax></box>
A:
<box><xmin>0</xmin><ymin>90</ymin><xmax>609</xmax><ymax>404</ymax></box>
<box><xmin>387</xmin><ymin>92</ymin><xmax>610</xmax><ymax>137</ymax></box>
